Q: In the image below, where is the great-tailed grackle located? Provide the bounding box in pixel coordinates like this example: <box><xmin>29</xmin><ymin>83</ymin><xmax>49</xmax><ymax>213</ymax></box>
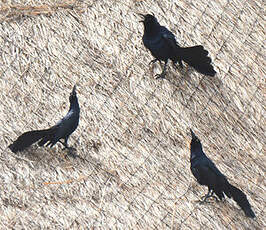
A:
<box><xmin>8</xmin><ymin>85</ymin><xmax>80</xmax><ymax>155</ymax></box>
<box><xmin>139</xmin><ymin>14</ymin><xmax>216</xmax><ymax>79</ymax></box>
<box><xmin>190</xmin><ymin>129</ymin><xmax>255</xmax><ymax>218</ymax></box>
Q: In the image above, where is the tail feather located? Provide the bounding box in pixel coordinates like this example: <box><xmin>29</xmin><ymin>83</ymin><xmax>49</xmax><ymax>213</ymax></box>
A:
<box><xmin>8</xmin><ymin>129</ymin><xmax>53</xmax><ymax>153</ymax></box>
<box><xmin>178</xmin><ymin>45</ymin><xmax>216</xmax><ymax>77</ymax></box>
<box><xmin>225</xmin><ymin>183</ymin><xmax>255</xmax><ymax>218</ymax></box>
<box><xmin>38</xmin><ymin>129</ymin><xmax>56</xmax><ymax>147</ymax></box>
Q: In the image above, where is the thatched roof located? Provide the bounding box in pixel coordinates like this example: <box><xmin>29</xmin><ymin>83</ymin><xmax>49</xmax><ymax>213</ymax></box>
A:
<box><xmin>0</xmin><ymin>0</ymin><xmax>264</xmax><ymax>229</ymax></box>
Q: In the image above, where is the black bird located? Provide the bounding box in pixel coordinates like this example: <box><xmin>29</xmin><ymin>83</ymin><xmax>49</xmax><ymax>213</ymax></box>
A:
<box><xmin>8</xmin><ymin>85</ymin><xmax>80</xmax><ymax>155</ymax></box>
<box><xmin>139</xmin><ymin>14</ymin><xmax>216</xmax><ymax>78</ymax></box>
<box><xmin>190</xmin><ymin>129</ymin><xmax>255</xmax><ymax>218</ymax></box>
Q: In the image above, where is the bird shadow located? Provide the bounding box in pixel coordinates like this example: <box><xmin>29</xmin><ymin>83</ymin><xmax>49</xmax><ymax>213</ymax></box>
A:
<box><xmin>8</xmin><ymin>141</ymin><xmax>103</xmax><ymax>172</ymax></box>
<box><xmin>149</xmin><ymin>62</ymin><xmax>223</xmax><ymax>92</ymax></box>
<box><xmin>150</xmin><ymin>64</ymin><xmax>224</xmax><ymax>110</ymax></box>
<box><xmin>167</xmin><ymin>65</ymin><xmax>223</xmax><ymax>90</ymax></box>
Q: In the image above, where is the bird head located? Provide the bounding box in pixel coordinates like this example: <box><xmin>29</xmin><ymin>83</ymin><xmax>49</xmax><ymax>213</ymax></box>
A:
<box><xmin>69</xmin><ymin>85</ymin><xmax>77</xmax><ymax>102</ymax></box>
<box><xmin>190</xmin><ymin>129</ymin><xmax>204</xmax><ymax>159</ymax></box>
<box><xmin>190</xmin><ymin>129</ymin><xmax>199</xmax><ymax>142</ymax></box>
<box><xmin>138</xmin><ymin>13</ymin><xmax>157</xmax><ymax>25</ymax></box>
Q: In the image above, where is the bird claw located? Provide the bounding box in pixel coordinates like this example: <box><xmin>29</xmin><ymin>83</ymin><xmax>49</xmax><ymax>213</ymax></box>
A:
<box><xmin>62</xmin><ymin>146</ymin><xmax>68</xmax><ymax>151</ymax></box>
<box><xmin>155</xmin><ymin>73</ymin><xmax>166</xmax><ymax>79</ymax></box>
<box><xmin>62</xmin><ymin>146</ymin><xmax>77</xmax><ymax>158</ymax></box>
<box><xmin>67</xmin><ymin>147</ymin><xmax>77</xmax><ymax>158</ymax></box>
<box><xmin>67</xmin><ymin>152</ymin><xmax>78</xmax><ymax>158</ymax></box>
<box><xmin>200</xmin><ymin>194</ymin><xmax>219</xmax><ymax>203</ymax></box>
<box><xmin>195</xmin><ymin>199</ymin><xmax>211</xmax><ymax>205</ymax></box>
<box><xmin>198</xmin><ymin>200</ymin><xmax>209</xmax><ymax>205</ymax></box>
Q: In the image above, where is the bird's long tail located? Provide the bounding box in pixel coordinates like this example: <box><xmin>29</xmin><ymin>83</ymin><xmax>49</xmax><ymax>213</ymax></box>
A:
<box><xmin>223</xmin><ymin>182</ymin><xmax>255</xmax><ymax>218</ymax></box>
<box><xmin>8</xmin><ymin>129</ymin><xmax>54</xmax><ymax>153</ymax></box>
<box><xmin>178</xmin><ymin>45</ymin><xmax>216</xmax><ymax>77</ymax></box>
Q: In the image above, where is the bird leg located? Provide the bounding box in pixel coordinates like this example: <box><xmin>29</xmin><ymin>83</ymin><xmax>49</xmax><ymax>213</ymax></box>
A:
<box><xmin>60</xmin><ymin>139</ymin><xmax>77</xmax><ymax>158</ymax></box>
<box><xmin>155</xmin><ymin>60</ymin><xmax>168</xmax><ymax>79</ymax></box>
<box><xmin>200</xmin><ymin>189</ymin><xmax>218</xmax><ymax>203</ymax></box>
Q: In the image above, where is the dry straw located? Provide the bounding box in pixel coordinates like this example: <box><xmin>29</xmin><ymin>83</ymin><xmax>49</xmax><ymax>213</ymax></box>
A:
<box><xmin>0</xmin><ymin>0</ymin><xmax>265</xmax><ymax>229</ymax></box>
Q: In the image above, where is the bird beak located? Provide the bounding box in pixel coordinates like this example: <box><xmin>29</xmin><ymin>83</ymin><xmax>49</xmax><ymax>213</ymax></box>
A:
<box><xmin>138</xmin><ymin>13</ymin><xmax>145</xmax><ymax>22</ymax></box>
<box><xmin>71</xmin><ymin>85</ymin><xmax>77</xmax><ymax>95</ymax></box>
<box><xmin>190</xmin><ymin>129</ymin><xmax>197</xmax><ymax>140</ymax></box>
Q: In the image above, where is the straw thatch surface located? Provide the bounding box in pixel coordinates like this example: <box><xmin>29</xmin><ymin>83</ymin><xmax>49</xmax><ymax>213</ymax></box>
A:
<box><xmin>0</xmin><ymin>0</ymin><xmax>265</xmax><ymax>229</ymax></box>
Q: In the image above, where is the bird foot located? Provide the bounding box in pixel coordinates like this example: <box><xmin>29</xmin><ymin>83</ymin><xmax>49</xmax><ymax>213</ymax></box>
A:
<box><xmin>67</xmin><ymin>147</ymin><xmax>78</xmax><ymax>158</ymax></box>
<box><xmin>62</xmin><ymin>146</ymin><xmax>77</xmax><ymax>158</ymax></box>
<box><xmin>195</xmin><ymin>199</ymin><xmax>210</xmax><ymax>204</ymax></box>
<box><xmin>155</xmin><ymin>73</ymin><xmax>166</xmax><ymax>80</ymax></box>
<box><xmin>199</xmin><ymin>194</ymin><xmax>219</xmax><ymax>203</ymax></box>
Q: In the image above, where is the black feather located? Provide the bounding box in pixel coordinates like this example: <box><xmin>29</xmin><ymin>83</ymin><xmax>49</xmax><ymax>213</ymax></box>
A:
<box><xmin>8</xmin><ymin>85</ymin><xmax>80</xmax><ymax>153</ymax></box>
<box><xmin>140</xmin><ymin>14</ymin><xmax>216</xmax><ymax>78</ymax></box>
<box><xmin>190</xmin><ymin>129</ymin><xmax>255</xmax><ymax>218</ymax></box>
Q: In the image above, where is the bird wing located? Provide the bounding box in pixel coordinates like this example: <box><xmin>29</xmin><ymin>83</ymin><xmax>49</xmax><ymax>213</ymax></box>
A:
<box><xmin>191</xmin><ymin>156</ymin><xmax>226</xmax><ymax>186</ymax></box>
<box><xmin>191</xmin><ymin>163</ymin><xmax>212</xmax><ymax>185</ymax></box>
<box><xmin>160</xmin><ymin>26</ymin><xmax>180</xmax><ymax>49</ymax></box>
<box><xmin>205</xmin><ymin>157</ymin><xmax>225</xmax><ymax>178</ymax></box>
<box><xmin>191</xmin><ymin>165</ymin><xmax>203</xmax><ymax>184</ymax></box>
<box><xmin>53</xmin><ymin>110</ymin><xmax>75</xmax><ymax>141</ymax></box>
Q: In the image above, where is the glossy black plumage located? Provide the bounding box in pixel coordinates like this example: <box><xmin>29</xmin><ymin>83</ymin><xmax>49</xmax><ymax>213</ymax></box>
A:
<box><xmin>140</xmin><ymin>14</ymin><xmax>216</xmax><ymax>78</ymax></box>
<box><xmin>190</xmin><ymin>129</ymin><xmax>255</xmax><ymax>218</ymax></box>
<box><xmin>8</xmin><ymin>85</ymin><xmax>80</xmax><ymax>153</ymax></box>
